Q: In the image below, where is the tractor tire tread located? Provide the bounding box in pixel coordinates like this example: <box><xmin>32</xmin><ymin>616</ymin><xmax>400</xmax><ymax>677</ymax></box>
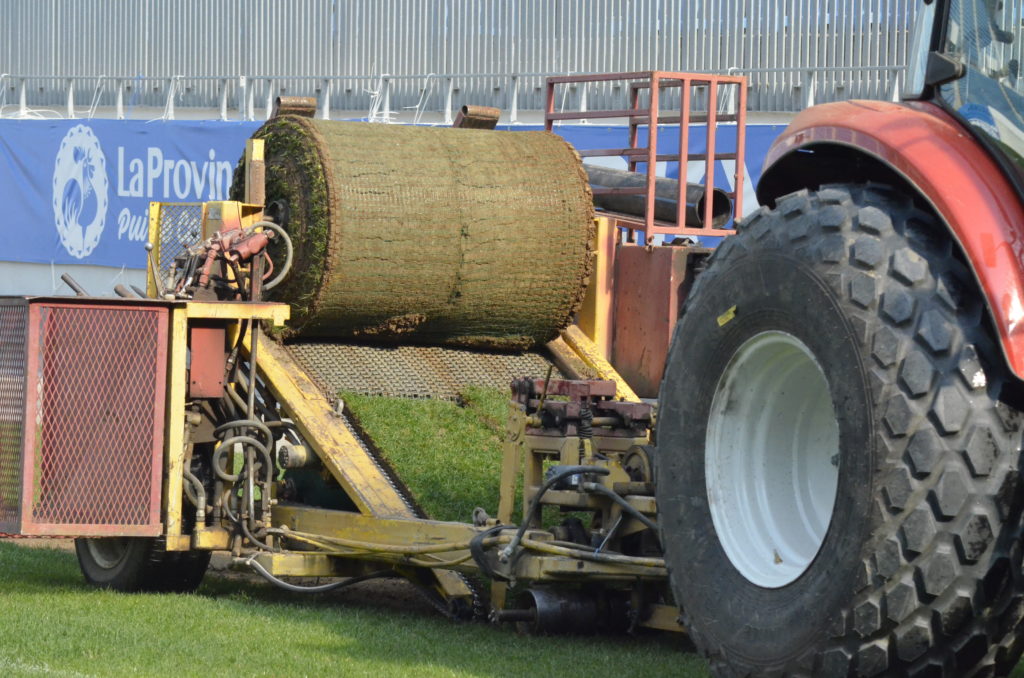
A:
<box><xmin>659</xmin><ymin>183</ymin><xmax>1024</xmax><ymax>677</ymax></box>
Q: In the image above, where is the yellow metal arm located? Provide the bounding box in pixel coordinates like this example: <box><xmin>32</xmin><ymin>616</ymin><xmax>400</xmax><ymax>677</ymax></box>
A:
<box><xmin>249</xmin><ymin>336</ymin><xmax>474</xmax><ymax>603</ymax></box>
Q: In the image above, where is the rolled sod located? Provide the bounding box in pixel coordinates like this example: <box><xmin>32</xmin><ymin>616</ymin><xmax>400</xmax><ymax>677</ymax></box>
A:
<box><xmin>233</xmin><ymin>118</ymin><xmax>594</xmax><ymax>349</ymax></box>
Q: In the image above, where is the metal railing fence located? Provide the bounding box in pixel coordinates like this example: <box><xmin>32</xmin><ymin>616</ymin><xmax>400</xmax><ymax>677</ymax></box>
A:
<box><xmin>0</xmin><ymin>0</ymin><xmax>920</xmax><ymax>117</ymax></box>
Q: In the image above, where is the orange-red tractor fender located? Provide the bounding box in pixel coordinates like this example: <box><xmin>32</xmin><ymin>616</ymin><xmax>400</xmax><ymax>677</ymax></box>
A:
<box><xmin>757</xmin><ymin>99</ymin><xmax>1024</xmax><ymax>382</ymax></box>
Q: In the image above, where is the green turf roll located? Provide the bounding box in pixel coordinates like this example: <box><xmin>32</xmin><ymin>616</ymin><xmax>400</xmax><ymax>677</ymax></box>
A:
<box><xmin>235</xmin><ymin>117</ymin><xmax>594</xmax><ymax>349</ymax></box>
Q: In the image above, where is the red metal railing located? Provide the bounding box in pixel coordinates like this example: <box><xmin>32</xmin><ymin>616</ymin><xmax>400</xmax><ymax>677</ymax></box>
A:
<box><xmin>545</xmin><ymin>71</ymin><xmax>747</xmax><ymax>238</ymax></box>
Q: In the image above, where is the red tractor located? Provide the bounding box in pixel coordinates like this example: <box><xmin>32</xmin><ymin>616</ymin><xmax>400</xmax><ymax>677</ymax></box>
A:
<box><xmin>655</xmin><ymin>0</ymin><xmax>1024</xmax><ymax>674</ymax></box>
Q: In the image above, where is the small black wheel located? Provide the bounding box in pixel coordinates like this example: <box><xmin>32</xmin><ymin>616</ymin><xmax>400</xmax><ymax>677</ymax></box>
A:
<box><xmin>656</xmin><ymin>185</ymin><xmax>1024</xmax><ymax>676</ymax></box>
<box><xmin>75</xmin><ymin>537</ymin><xmax>210</xmax><ymax>593</ymax></box>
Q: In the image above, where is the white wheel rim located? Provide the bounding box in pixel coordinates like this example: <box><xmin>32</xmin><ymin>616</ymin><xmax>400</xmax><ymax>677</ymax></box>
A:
<box><xmin>85</xmin><ymin>538</ymin><xmax>130</xmax><ymax>569</ymax></box>
<box><xmin>705</xmin><ymin>331</ymin><xmax>840</xmax><ymax>588</ymax></box>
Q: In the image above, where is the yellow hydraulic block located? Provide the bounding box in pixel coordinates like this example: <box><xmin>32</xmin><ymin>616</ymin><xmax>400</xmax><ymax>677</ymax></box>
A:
<box><xmin>164</xmin><ymin>300</ymin><xmax>290</xmax><ymax>551</ymax></box>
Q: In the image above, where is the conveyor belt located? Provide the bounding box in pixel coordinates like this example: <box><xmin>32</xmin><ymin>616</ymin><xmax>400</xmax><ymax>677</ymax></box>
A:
<box><xmin>287</xmin><ymin>341</ymin><xmax>562</xmax><ymax>401</ymax></box>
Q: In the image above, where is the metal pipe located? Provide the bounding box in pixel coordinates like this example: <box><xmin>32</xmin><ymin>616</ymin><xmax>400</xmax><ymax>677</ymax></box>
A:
<box><xmin>519</xmin><ymin>588</ymin><xmax>601</xmax><ymax>635</ymax></box>
<box><xmin>245</xmin><ymin>443</ymin><xmax>256</xmax><ymax>532</ymax></box>
<box><xmin>246</xmin><ymin>324</ymin><xmax>258</xmax><ymax>421</ymax></box>
<box><xmin>492</xmin><ymin>608</ymin><xmax>537</xmax><ymax>623</ymax></box>
<box><xmin>585</xmin><ymin>165</ymin><xmax>732</xmax><ymax>228</ymax></box>
<box><xmin>272</xmin><ymin>96</ymin><xmax>317</xmax><ymax>118</ymax></box>
<box><xmin>144</xmin><ymin>242</ymin><xmax>167</xmax><ymax>298</ymax></box>
<box><xmin>244</xmin><ymin>323</ymin><xmax>275</xmax><ymax>530</ymax></box>
<box><xmin>232</xmin><ymin>370</ymin><xmax>277</xmax><ymax>421</ymax></box>
<box><xmin>60</xmin><ymin>273</ymin><xmax>88</xmax><ymax>296</ymax></box>
<box><xmin>452</xmin><ymin>104</ymin><xmax>500</xmax><ymax>129</ymax></box>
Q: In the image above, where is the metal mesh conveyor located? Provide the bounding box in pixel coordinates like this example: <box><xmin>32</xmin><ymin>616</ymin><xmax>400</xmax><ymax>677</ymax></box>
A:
<box><xmin>286</xmin><ymin>341</ymin><xmax>562</xmax><ymax>401</ymax></box>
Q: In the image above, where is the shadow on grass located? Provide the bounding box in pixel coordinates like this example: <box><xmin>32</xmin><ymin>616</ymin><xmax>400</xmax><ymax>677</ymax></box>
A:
<box><xmin>0</xmin><ymin>542</ymin><xmax>708</xmax><ymax>678</ymax></box>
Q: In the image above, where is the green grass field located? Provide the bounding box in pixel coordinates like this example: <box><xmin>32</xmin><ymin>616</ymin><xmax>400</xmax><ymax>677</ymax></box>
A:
<box><xmin>342</xmin><ymin>387</ymin><xmax>513</xmax><ymax>523</ymax></box>
<box><xmin>0</xmin><ymin>389</ymin><xmax>707</xmax><ymax>676</ymax></box>
<box><xmin>341</xmin><ymin>390</ymin><xmax>1024</xmax><ymax>677</ymax></box>
<box><xmin>0</xmin><ymin>541</ymin><xmax>706</xmax><ymax>678</ymax></box>
<box><xmin>5</xmin><ymin>391</ymin><xmax>1022</xmax><ymax>677</ymax></box>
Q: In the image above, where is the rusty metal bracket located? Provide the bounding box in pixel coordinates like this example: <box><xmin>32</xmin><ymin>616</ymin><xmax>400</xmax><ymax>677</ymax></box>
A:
<box><xmin>452</xmin><ymin>104</ymin><xmax>500</xmax><ymax>129</ymax></box>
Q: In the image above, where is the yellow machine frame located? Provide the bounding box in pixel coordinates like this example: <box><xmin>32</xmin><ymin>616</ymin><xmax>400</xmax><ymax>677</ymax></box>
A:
<box><xmin>144</xmin><ymin>138</ymin><xmax>676</xmax><ymax>630</ymax></box>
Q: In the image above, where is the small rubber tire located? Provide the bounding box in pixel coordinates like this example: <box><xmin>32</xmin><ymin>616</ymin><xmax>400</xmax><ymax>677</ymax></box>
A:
<box><xmin>656</xmin><ymin>184</ymin><xmax>1024</xmax><ymax>676</ymax></box>
<box><xmin>75</xmin><ymin>537</ymin><xmax>210</xmax><ymax>593</ymax></box>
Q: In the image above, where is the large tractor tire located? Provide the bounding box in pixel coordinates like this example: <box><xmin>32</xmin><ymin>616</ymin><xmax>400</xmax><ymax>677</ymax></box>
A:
<box><xmin>656</xmin><ymin>184</ymin><xmax>1024</xmax><ymax>676</ymax></box>
<box><xmin>75</xmin><ymin>537</ymin><xmax>210</xmax><ymax>594</ymax></box>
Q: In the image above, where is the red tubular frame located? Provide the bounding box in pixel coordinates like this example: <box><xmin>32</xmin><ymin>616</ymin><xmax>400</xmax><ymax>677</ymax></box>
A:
<box><xmin>545</xmin><ymin>71</ymin><xmax>747</xmax><ymax>238</ymax></box>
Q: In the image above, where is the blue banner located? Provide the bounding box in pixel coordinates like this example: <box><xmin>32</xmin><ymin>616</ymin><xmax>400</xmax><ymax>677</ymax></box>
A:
<box><xmin>0</xmin><ymin>119</ymin><xmax>785</xmax><ymax>270</ymax></box>
<box><xmin>0</xmin><ymin>119</ymin><xmax>259</xmax><ymax>269</ymax></box>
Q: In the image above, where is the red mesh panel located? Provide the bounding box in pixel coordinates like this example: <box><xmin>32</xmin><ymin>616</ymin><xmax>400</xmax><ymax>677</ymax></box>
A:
<box><xmin>27</xmin><ymin>304</ymin><xmax>166</xmax><ymax>532</ymax></box>
<box><xmin>0</xmin><ymin>303</ymin><xmax>27</xmax><ymax>527</ymax></box>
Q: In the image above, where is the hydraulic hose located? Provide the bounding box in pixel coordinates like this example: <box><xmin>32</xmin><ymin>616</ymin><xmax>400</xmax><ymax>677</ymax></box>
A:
<box><xmin>255</xmin><ymin>220</ymin><xmax>294</xmax><ymax>291</ymax></box>
<box><xmin>224</xmin><ymin>382</ymin><xmax>252</xmax><ymax>421</ymax></box>
<box><xmin>213</xmin><ymin>411</ymin><xmax>275</xmax><ymax>550</ymax></box>
<box><xmin>212</xmin><ymin>435</ymin><xmax>269</xmax><ymax>482</ymax></box>
<box><xmin>230</xmin><ymin>371</ymin><xmax>277</xmax><ymax>422</ymax></box>
<box><xmin>498</xmin><ymin>465</ymin><xmax>609</xmax><ymax>562</ymax></box>
<box><xmin>240</xmin><ymin>555</ymin><xmax>394</xmax><ymax>593</ymax></box>
<box><xmin>519</xmin><ymin>537</ymin><xmax>665</xmax><ymax>570</ymax></box>
<box><xmin>182</xmin><ymin>467</ymin><xmax>207</xmax><ymax>518</ymax></box>
<box><xmin>581</xmin><ymin>482</ymin><xmax>660</xmax><ymax>534</ymax></box>
<box><xmin>214</xmin><ymin>418</ymin><xmax>272</xmax><ymax>445</ymax></box>
<box><xmin>469</xmin><ymin>524</ymin><xmax>514</xmax><ymax>580</ymax></box>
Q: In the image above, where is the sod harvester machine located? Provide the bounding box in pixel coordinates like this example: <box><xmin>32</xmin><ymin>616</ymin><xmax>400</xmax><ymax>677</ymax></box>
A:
<box><xmin>4</xmin><ymin>3</ymin><xmax>1024</xmax><ymax>675</ymax></box>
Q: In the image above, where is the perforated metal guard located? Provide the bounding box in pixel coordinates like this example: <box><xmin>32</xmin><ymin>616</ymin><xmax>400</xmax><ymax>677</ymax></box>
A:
<box><xmin>287</xmin><ymin>341</ymin><xmax>560</xmax><ymax>401</ymax></box>
<box><xmin>155</xmin><ymin>203</ymin><xmax>204</xmax><ymax>274</ymax></box>
<box><xmin>20</xmin><ymin>302</ymin><xmax>167</xmax><ymax>535</ymax></box>
<box><xmin>0</xmin><ymin>301</ymin><xmax>27</xmax><ymax>530</ymax></box>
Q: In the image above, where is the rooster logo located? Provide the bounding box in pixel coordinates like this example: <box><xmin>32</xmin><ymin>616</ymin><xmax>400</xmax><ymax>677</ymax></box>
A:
<box><xmin>52</xmin><ymin>125</ymin><xmax>109</xmax><ymax>258</ymax></box>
